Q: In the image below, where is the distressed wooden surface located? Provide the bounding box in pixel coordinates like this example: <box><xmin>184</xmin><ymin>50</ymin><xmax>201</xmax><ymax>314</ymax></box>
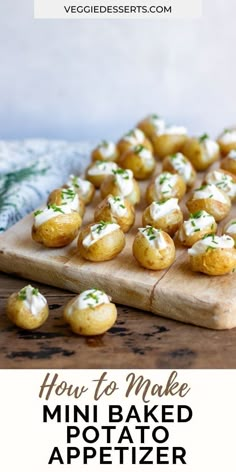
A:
<box><xmin>0</xmin><ymin>180</ymin><xmax>236</xmax><ymax>329</ymax></box>
<box><xmin>1</xmin><ymin>272</ymin><xmax>236</xmax><ymax>369</ymax></box>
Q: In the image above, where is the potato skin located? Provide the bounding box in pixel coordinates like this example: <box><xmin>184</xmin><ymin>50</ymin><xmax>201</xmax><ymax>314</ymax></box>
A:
<box><xmin>47</xmin><ymin>188</ymin><xmax>85</xmax><ymax>217</ymax></box>
<box><xmin>145</xmin><ymin>176</ymin><xmax>186</xmax><ymax>205</ymax></box>
<box><xmin>100</xmin><ymin>175</ymin><xmax>141</xmax><ymax>206</ymax></box>
<box><xmin>203</xmin><ymin>169</ymin><xmax>236</xmax><ymax>201</ymax></box>
<box><xmin>182</xmin><ymin>138</ymin><xmax>220</xmax><ymax>171</ymax></box>
<box><xmin>132</xmin><ymin>230</ymin><xmax>175</xmax><ymax>270</ymax></box>
<box><xmin>77</xmin><ymin>224</ymin><xmax>126</xmax><ymax>262</ymax></box>
<box><xmin>152</xmin><ymin>134</ymin><xmax>187</xmax><ymax>159</ymax></box>
<box><xmin>186</xmin><ymin>197</ymin><xmax>231</xmax><ymax>222</ymax></box>
<box><xmin>94</xmin><ymin>196</ymin><xmax>135</xmax><ymax>233</ymax></box>
<box><xmin>117</xmin><ymin>137</ymin><xmax>153</xmax><ymax>156</ymax></box>
<box><xmin>85</xmin><ymin>164</ymin><xmax>114</xmax><ymax>188</ymax></box>
<box><xmin>118</xmin><ymin>148</ymin><xmax>155</xmax><ymax>180</ymax></box>
<box><xmin>221</xmin><ymin>156</ymin><xmax>236</xmax><ymax>175</ymax></box>
<box><xmin>189</xmin><ymin>248</ymin><xmax>236</xmax><ymax>276</ymax></box>
<box><xmin>142</xmin><ymin>205</ymin><xmax>183</xmax><ymax>236</ymax></box>
<box><xmin>177</xmin><ymin>221</ymin><xmax>218</xmax><ymax>247</ymax></box>
<box><xmin>7</xmin><ymin>293</ymin><xmax>49</xmax><ymax>330</ymax></box>
<box><xmin>32</xmin><ymin>212</ymin><xmax>82</xmax><ymax>248</ymax></box>
<box><xmin>217</xmin><ymin>139</ymin><xmax>236</xmax><ymax>157</ymax></box>
<box><xmin>91</xmin><ymin>146</ymin><xmax>119</xmax><ymax>163</ymax></box>
<box><xmin>162</xmin><ymin>155</ymin><xmax>196</xmax><ymax>187</ymax></box>
<box><xmin>64</xmin><ymin>300</ymin><xmax>117</xmax><ymax>336</ymax></box>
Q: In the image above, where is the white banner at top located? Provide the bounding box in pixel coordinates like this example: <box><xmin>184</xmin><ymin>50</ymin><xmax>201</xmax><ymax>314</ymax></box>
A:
<box><xmin>34</xmin><ymin>0</ymin><xmax>202</xmax><ymax>19</ymax></box>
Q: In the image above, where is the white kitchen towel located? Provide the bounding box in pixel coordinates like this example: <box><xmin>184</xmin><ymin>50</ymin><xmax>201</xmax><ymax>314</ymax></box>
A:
<box><xmin>0</xmin><ymin>139</ymin><xmax>92</xmax><ymax>232</ymax></box>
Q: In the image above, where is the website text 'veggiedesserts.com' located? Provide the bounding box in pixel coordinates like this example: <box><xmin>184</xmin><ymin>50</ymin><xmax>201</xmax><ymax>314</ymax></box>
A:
<box><xmin>63</xmin><ymin>4</ymin><xmax>171</xmax><ymax>16</ymax></box>
<box><xmin>34</xmin><ymin>0</ymin><xmax>202</xmax><ymax>19</ymax></box>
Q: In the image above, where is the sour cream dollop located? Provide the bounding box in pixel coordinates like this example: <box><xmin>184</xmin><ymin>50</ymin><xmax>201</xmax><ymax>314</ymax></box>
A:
<box><xmin>192</xmin><ymin>184</ymin><xmax>228</xmax><ymax>204</ymax></box>
<box><xmin>18</xmin><ymin>285</ymin><xmax>47</xmax><ymax>316</ymax></box>
<box><xmin>139</xmin><ymin>226</ymin><xmax>168</xmax><ymax>249</ymax></box>
<box><xmin>150</xmin><ymin>198</ymin><xmax>180</xmax><ymax>221</ymax></box>
<box><xmin>82</xmin><ymin>222</ymin><xmax>120</xmax><ymax>248</ymax></box>
<box><xmin>188</xmin><ymin>234</ymin><xmax>234</xmax><ymax>256</ymax></box>
<box><xmin>68</xmin><ymin>289</ymin><xmax>110</xmax><ymax>312</ymax></box>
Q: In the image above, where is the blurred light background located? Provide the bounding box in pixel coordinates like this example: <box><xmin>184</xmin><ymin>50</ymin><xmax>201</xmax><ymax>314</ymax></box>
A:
<box><xmin>0</xmin><ymin>0</ymin><xmax>235</xmax><ymax>142</ymax></box>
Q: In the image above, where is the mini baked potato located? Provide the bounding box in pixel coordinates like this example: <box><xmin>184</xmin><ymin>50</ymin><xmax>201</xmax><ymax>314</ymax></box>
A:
<box><xmin>188</xmin><ymin>234</ymin><xmax>236</xmax><ymax>276</ymax></box>
<box><xmin>64</xmin><ymin>289</ymin><xmax>117</xmax><ymax>336</ymax></box>
<box><xmin>32</xmin><ymin>204</ymin><xmax>82</xmax><ymax>248</ymax></box>
<box><xmin>133</xmin><ymin>226</ymin><xmax>175</xmax><ymax>270</ymax></box>
<box><xmin>48</xmin><ymin>187</ymin><xmax>85</xmax><ymax>217</ymax></box>
<box><xmin>142</xmin><ymin>198</ymin><xmax>183</xmax><ymax>236</ymax></box>
<box><xmin>151</xmin><ymin>126</ymin><xmax>188</xmax><ymax>159</ymax></box>
<box><xmin>182</xmin><ymin>134</ymin><xmax>220</xmax><ymax>171</ymax></box>
<box><xmin>91</xmin><ymin>140</ymin><xmax>119</xmax><ymax>162</ymax></box>
<box><xmin>65</xmin><ymin>175</ymin><xmax>95</xmax><ymax>205</ymax></box>
<box><xmin>146</xmin><ymin>172</ymin><xmax>186</xmax><ymax>204</ymax></box>
<box><xmin>217</xmin><ymin>129</ymin><xmax>236</xmax><ymax>156</ymax></box>
<box><xmin>94</xmin><ymin>195</ymin><xmax>135</xmax><ymax>233</ymax></box>
<box><xmin>100</xmin><ymin>168</ymin><xmax>141</xmax><ymax>206</ymax></box>
<box><xmin>6</xmin><ymin>285</ymin><xmax>49</xmax><ymax>330</ymax></box>
<box><xmin>177</xmin><ymin>210</ymin><xmax>217</xmax><ymax>247</ymax></box>
<box><xmin>117</xmin><ymin>128</ymin><xmax>153</xmax><ymax>155</ymax></box>
<box><xmin>186</xmin><ymin>184</ymin><xmax>231</xmax><ymax>222</ymax></box>
<box><xmin>118</xmin><ymin>144</ymin><xmax>155</xmax><ymax>180</ymax></box>
<box><xmin>221</xmin><ymin>150</ymin><xmax>236</xmax><ymax>175</ymax></box>
<box><xmin>77</xmin><ymin>221</ymin><xmax>125</xmax><ymax>262</ymax></box>
<box><xmin>223</xmin><ymin>219</ymin><xmax>236</xmax><ymax>243</ymax></box>
<box><xmin>162</xmin><ymin>152</ymin><xmax>196</xmax><ymax>187</ymax></box>
<box><xmin>137</xmin><ymin>114</ymin><xmax>166</xmax><ymax>140</ymax></box>
<box><xmin>204</xmin><ymin>169</ymin><xmax>236</xmax><ymax>201</ymax></box>
<box><xmin>86</xmin><ymin>161</ymin><xmax>118</xmax><ymax>188</ymax></box>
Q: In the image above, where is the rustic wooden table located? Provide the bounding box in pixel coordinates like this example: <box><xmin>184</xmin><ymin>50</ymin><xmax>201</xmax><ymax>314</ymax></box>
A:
<box><xmin>0</xmin><ymin>272</ymin><xmax>236</xmax><ymax>369</ymax></box>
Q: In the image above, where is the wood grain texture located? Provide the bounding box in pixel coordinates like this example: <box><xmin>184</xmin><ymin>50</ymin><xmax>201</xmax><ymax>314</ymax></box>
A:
<box><xmin>0</xmin><ymin>177</ymin><xmax>236</xmax><ymax>330</ymax></box>
<box><xmin>1</xmin><ymin>273</ymin><xmax>236</xmax><ymax>369</ymax></box>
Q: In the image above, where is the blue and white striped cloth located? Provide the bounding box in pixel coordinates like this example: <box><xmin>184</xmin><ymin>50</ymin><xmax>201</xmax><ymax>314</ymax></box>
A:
<box><xmin>0</xmin><ymin>139</ymin><xmax>92</xmax><ymax>232</ymax></box>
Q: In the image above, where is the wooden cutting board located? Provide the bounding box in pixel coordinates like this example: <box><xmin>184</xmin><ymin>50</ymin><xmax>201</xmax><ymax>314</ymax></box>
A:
<box><xmin>0</xmin><ymin>182</ymin><xmax>236</xmax><ymax>330</ymax></box>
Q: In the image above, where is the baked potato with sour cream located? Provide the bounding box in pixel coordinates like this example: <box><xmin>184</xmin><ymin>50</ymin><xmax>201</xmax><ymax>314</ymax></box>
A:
<box><xmin>221</xmin><ymin>150</ymin><xmax>236</xmax><ymax>175</ymax></box>
<box><xmin>47</xmin><ymin>187</ymin><xmax>85</xmax><ymax>217</ymax></box>
<box><xmin>188</xmin><ymin>234</ymin><xmax>236</xmax><ymax>275</ymax></box>
<box><xmin>94</xmin><ymin>195</ymin><xmax>135</xmax><ymax>233</ymax></box>
<box><xmin>223</xmin><ymin>219</ymin><xmax>236</xmax><ymax>243</ymax></box>
<box><xmin>64</xmin><ymin>289</ymin><xmax>117</xmax><ymax>336</ymax></box>
<box><xmin>100</xmin><ymin>168</ymin><xmax>141</xmax><ymax>206</ymax></box>
<box><xmin>132</xmin><ymin>226</ymin><xmax>176</xmax><ymax>270</ymax></box>
<box><xmin>137</xmin><ymin>114</ymin><xmax>166</xmax><ymax>140</ymax></box>
<box><xmin>151</xmin><ymin>126</ymin><xmax>188</xmax><ymax>159</ymax></box>
<box><xmin>217</xmin><ymin>129</ymin><xmax>236</xmax><ymax>156</ymax></box>
<box><xmin>186</xmin><ymin>184</ymin><xmax>231</xmax><ymax>222</ymax></box>
<box><xmin>118</xmin><ymin>144</ymin><xmax>156</xmax><ymax>180</ymax></box>
<box><xmin>182</xmin><ymin>134</ymin><xmax>220</xmax><ymax>171</ymax></box>
<box><xmin>32</xmin><ymin>205</ymin><xmax>82</xmax><ymax>248</ymax></box>
<box><xmin>142</xmin><ymin>198</ymin><xmax>183</xmax><ymax>236</ymax></box>
<box><xmin>177</xmin><ymin>210</ymin><xmax>217</xmax><ymax>247</ymax></box>
<box><xmin>91</xmin><ymin>140</ymin><xmax>119</xmax><ymax>163</ymax></box>
<box><xmin>85</xmin><ymin>161</ymin><xmax>118</xmax><ymax>188</ymax></box>
<box><xmin>7</xmin><ymin>285</ymin><xmax>49</xmax><ymax>330</ymax></box>
<box><xmin>162</xmin><ymin>152</ymin><xmax>196</xmax><ymax>187</ymax></box>
<box><xmin>77</xmin><ymin>221</ymin><xmax>125</xmax><ymax>262</ymax></box>
<box><xmin>117</xmin><ymin>128</ymin><xmax>153</xmax><ymax>155</ymax></box>
<box><xmin>65</xmin><ymin>175</ymin><xmax>95</xmax><ymax>205</ymax></box>
<box><xmin>146</xmin><ymin>172</ymin><xmax>186</xmax><ymax>205</ymax></box>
